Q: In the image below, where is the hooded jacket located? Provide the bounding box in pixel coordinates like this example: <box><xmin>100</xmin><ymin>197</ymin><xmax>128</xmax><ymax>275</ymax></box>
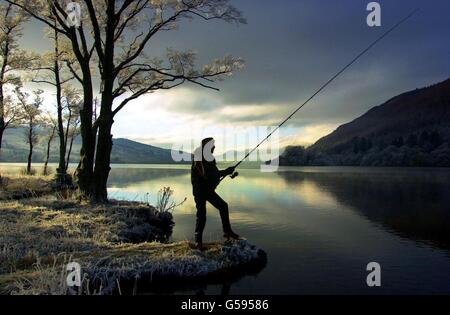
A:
<box><xmin>191</xmin><ymin>157</ymin><xmax>222</xmax><ymax>195</ymax></box>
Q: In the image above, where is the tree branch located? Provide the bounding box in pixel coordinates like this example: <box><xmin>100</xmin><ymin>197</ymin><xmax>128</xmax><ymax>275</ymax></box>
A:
<box><xmin>114</xmin><ymin>8</ymin><xmax>189</xmax><ymax>73</ymax></box>
<box><xmin>114</xmin><ymin>0</ymin><xmax>148</xmax><ymax>41</ymax></box>
<box><xmin>64</xmin><ymin>60</ymin><xmax>83</xmax><ymax>84</ymax></box>
<box><xmin>32</xmin><ymin>79</ymin><xmax>56</xmax><ymax>86</ymax></box>
<box><xmin>5</xmin><ymin>0</ymin><xmax>68</xmax><ymax>36</ymax></box>
<box><xmin>83</xmin><ymin>0</ymin><xmax>105</xmax><ymax>63</ymax></box>
<box><xmin>60</xmin><ymin>76</ymin><xmax>75</xmax><ymax>85</ymax></box>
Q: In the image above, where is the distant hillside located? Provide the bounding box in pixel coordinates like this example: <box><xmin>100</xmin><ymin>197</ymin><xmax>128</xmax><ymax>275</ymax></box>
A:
<box><xmin>278</xmin><ymin>78</ymin><xmax>450</xmax><ymax>167</ymax></box>
<box><xmin>109</xmin><ymin>138</ymin><xmax>188</xmax><ymax>164</ymax></box>
<box><xmin>0</xmin><ymin>128</ymin><xmax>188</xmax><ymax>164</ymax></box>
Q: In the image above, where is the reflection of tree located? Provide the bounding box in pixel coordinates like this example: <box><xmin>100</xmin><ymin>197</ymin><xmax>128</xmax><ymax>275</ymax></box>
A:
<box><xmin>108</xmin><ymin>168</ymin><xmax>189</xmax><ymax>188</ymax></box>
<box><xmin>278</xmin><ymin>170</ymin><xmax>450</xmax><ymax>250</ymax></box>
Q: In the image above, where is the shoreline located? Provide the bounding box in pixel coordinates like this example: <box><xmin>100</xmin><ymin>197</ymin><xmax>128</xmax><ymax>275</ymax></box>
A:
<box><xmin>0</xmin><ymin>175</ymin><xmax>266</xmax><ymax>295</ymax></box>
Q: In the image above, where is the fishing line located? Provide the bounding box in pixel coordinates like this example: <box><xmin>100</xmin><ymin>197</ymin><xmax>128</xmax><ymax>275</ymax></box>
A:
<box><xmin>222</xmin><ymin>8</ymin><xmax>419</xmax><ymax>181</ymax></box>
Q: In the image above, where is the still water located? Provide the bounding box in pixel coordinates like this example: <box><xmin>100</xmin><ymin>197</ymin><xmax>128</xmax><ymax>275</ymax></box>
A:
<box><xmin>106</xmin><ymin>165</ymin><xmax>450</xmax><ymax>295</ymax></box>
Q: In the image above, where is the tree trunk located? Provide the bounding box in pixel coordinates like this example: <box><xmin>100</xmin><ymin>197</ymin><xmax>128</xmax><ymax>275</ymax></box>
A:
<box><xmin>0</xmin><ymin>18</ymin><xmax>11</xmax><ymax>164</ymax></box>
<box><xmin>64</xmin><ymin>108</ymin><xmax>72</xmax><ymax>165</ymax></box>
<box><xmin>0</xmin><ymin>126</ymin><xmax>4</xmax><ymax>180</ymax></box>
<box><xmin>27</xmin><ymin>122</ymin><xmax>33</xmax><ymax>175</ymax></box>
<box><xmin>54</xmin><ymin>29</ymin><xmax>68</xmax><ymax>184</ymax></box>
<box><xmin>0</xmin><ymin>78</ymin><xmax>6</xmax><ymax>154</ymax></box>
<box><xmin>92</xmin><ymin>74</ymin><xmax>114</xmax><ymax>202</ymax></box>
<box><xmin>66</xmin><ymin>132</ymin><xmax>75</xmax><ymax>170</ymax></box>
<box><xmin>44</xmin><ymin>126</ymin><xmax>56</xmax><ymax>176</ymax></box>
<box><xmin>90</xmin><ymin>9</ymin><xmax>116</xmax><ymax>203</ymax></box>
<box><xmin>0</xmin><ymin>126</ymin><xmax>3</xmax><ymax>183</ymax></box>
<box><xmin>0</xmin><ymin>126</ymin><xmax>4</xmax><ymax>151</ymax></box>
<box><xmin>0</xmin><ymin>77</ymin><xmax>5</xmax><ymax>152</ymax></box>
<box><xmin>75</xmin><ymin>63</ymin><xmax>95</xmax><ymax>199</ymax></box>
<box><xmin>0</xmin><ymin>35</ymin><xmax>8</xmax><ymax>153</ymax></box>
<box><xmin>93</xmin><ymin>115</ymin><xmax>113</xmax><ymax>202</ymax></box>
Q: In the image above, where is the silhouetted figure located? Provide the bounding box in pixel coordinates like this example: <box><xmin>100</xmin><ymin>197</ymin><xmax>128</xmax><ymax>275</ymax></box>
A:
<box><xmin>191</xmin><ymin>138</ymin><xmax>240</xmax><ymax>250</ymax></box>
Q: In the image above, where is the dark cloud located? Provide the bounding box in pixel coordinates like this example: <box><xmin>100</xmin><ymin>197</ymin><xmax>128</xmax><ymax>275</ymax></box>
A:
<box><xmin>147</xmin><ymin>0</ymin><xmax>450</xmax><ymax>127</ymax></box>
<box><xmin>19</xmin><ymin>0</ymin><xmax>450</xmax><ymax>129</ymax></box>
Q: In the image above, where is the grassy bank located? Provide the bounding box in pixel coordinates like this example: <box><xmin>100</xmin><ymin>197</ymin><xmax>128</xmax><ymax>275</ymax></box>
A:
<box><xmin>0</xmin><ymin>175</ymin><xmax>55</xmax><ymax>200</ymax></box>
<box><xmin>0</xmin><ymin>176</ymin><xmax>266</xmax><ymax>295</ymax></box>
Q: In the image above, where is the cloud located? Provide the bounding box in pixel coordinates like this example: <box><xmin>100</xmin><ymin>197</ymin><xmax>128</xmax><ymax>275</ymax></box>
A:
<box><xmin>281</xmin><ymin>123</ymin><xmax>340</xmax><ymax>147</ymax></box>
<box><xmin>13</xmin><ymin>0</ymin><xmax>450</xmax><ymax>149</ymax></box>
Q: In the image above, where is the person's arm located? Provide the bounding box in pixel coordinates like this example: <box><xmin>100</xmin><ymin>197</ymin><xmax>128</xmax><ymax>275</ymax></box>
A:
<box><xmin>219</xmin><ymin>166</ymin><xmax>235</xmax><ymax>178</ymax></box>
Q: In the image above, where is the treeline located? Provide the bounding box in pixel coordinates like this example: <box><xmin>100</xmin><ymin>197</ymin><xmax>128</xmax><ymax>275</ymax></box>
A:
<box><xmin>0</xmin><ymin>1</ymin><xmax>245</xmax><ymax>201</ymax></box>
<box><xmin>0</xmin><ymin>91</ymin><xmax>81</xmax><ymax>176</ymax></box>
<box><xmin>278</xmin><ymin>130</ymin><xmax>450</xmax><ymax>167</ymax></box>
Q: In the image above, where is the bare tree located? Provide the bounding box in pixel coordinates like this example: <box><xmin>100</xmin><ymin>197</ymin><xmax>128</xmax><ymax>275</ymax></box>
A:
<box><xmin>8</xmin><ymin>0</ymin><xmax>246</xmax><ymax>201</ymax></box>
<box><xmin>41</xmin><ymin>112</ymin><xmax>58</xmax><ymax>176</ymax></box>
<box><xmin>0</xmin><ymin>87</ymin><xmax>22</xmax><ymax>148</ymax></box>
<box><xmin>7</xmin><ymin>0</ymin><xmax>96</xmax><ymax>195</ymax></box>
<box><xmin>62</xmin><ymin>86</ymin><xmax>81</xmax><ymax>169</ymax></box>
<box><xmin>0</xmin><ymin>3</ymin><xmax>33</xmax><ymax>152</ymax></box>
<box><xmin>65</xmin><ymin>119</ymin><xmax>80</xmax><ymax>169</ymax></box>
<box><xmin>32</xmin><ymin>25</ymin><xmax>76</xmax><ymax>183</ymax></box>
<box><xmin>16</xmin><ymin>88</ymin><xmax>43</xmax><ymax>175</ymax></box>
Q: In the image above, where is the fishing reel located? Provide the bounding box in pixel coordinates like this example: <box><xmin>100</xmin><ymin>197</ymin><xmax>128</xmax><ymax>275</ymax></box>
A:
<box><xmin>220</xmin><ymin>171</ymin><xmax>239</xmax><ymax>182</ymax></box>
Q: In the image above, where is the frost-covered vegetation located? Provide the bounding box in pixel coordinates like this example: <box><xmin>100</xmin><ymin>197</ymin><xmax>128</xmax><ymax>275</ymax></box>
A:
<box><xmin>0</xmin><ymin>175</ymin><xmax>54</xmax><ymax>200</ymax></box>
<box><xmin>0</xmin><ymin>176</ymin><xmax>266</xmax><ymax>295</ymax></box>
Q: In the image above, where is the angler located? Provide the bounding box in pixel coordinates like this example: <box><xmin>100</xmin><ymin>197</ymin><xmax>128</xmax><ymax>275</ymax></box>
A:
<box><xmin>219</xmin><ymin>8</ymin><xmax>418</xmax><ymax>181</ymax></box>
<box><xmin>189</xmin><ymin>9</ymin><xmax>417</xmax><ymax>248</ymax></box>
<box><xmin>191</xmin><ymin>137</ymin><xmax>240</xmax><ymax>250</ymax></box>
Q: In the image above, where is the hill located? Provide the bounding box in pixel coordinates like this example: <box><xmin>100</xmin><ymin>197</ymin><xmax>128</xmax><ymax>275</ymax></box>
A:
<box><xmin>0</xmin><ymin>128</ymin><xmax>188</xmax><ymax>164</ymax></box>
<box><xmin>278</xmin><ymin>78</ymin><xmax>450</xmax><ymax>167</ymax></box>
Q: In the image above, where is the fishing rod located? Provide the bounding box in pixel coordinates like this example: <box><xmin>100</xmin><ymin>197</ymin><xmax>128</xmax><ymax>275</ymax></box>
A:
<box><xmin>221</xmin><ymin>8</ymin><xmax>419</xmax><ymax>182</ymax></box>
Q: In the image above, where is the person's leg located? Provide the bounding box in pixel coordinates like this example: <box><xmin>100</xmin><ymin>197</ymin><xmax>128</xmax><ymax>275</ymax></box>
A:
<box><xmin>207</xmin><ymin>191</ymin><xmax>239</xmax><ymax>238</ymax></box>
<box><xmin>194</xmin><ymin>195</ymin><xmax>207</xmax><ymax>248</ymax></box>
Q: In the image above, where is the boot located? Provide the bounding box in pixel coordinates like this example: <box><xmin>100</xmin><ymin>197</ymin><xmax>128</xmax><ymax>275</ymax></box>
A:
<box><xmin>195</xmin><ymin>232</ymin><xmax>204</xmax><ymax>251</ymax></box>
<box><xmin>223</xmin><ymin>230</ymin><xmax>240</xmax><ymax>240</ymax></box>
<box><xmin>220</xmin><ymin>211</ymin><xmax>240</xmax><ymax>240</ymax></box>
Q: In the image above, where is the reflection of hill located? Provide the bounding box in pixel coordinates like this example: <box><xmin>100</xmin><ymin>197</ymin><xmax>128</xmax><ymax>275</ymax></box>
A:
<box><xmin>108</xmin><ymin>168</ymin><xmax>189</xmax><ymax>187</ymax></box>
<box><xmin>277</xmin><ymin>169</ymin><xmax>450</xmax><ymax>250</ymax></box>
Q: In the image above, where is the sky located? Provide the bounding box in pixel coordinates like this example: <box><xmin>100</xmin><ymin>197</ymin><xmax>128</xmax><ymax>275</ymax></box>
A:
<box><xmin>16</xmin><ymin>0</ymin><xmax>450</xmax><ymax>153</ymax></box>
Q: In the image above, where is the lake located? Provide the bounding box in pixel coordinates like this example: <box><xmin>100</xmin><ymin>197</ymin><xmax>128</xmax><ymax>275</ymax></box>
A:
<box><xmin>2</xmin><ymin>163</ymin><xmax>450</xmax><ymax>294</ymax></box>
<box><xmin>106</xmin><ymin>165</ymin><xmax>450</xmax><ymax>294</ymax></box>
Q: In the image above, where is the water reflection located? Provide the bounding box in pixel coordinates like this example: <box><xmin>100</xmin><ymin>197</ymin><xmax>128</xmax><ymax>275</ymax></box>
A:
<box><xmin>4</xmin><ymin>163</ymin><xmax>450</xmax><ymax>293</ymax></box>
<box><xmin>107</xmin><ymin>166</ymin><xmax>450</xmax><ymax>294</ymax></box>
<box><xmin>277</xmin><ymin>168</ymin><xmax>450</xmax><ymax>250</ymax></box>
<box><xmin>107</xmin><ymin>166</ymin><xmax>450</xmax><ymax>251</ymax></box>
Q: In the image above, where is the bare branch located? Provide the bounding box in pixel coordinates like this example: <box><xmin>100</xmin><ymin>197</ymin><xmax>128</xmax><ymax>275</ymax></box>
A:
<box><xmin>114</xmin><ymin>0</ymin><xmax>149</xmax><ymax>41</ymax></box>
<box><xmin>5</xmin><ymin>0</ymin><xmax>68</xmax><ymax>35</ymax></box>
<box><xmin>63</xmin><ymin>60</ymin><xmax>83</xmax><ymax>84</ymax></box>
<box><xmin>60</xmin><ymin>76</ymin><xmax>75</xmax><ymax>85</ymax></box>
<box><xmin>111</xmin><ymin>79</ymin><xmax>172</xmax><ymax>116</ymax></box>
<box><xmin>83</xmin><ymin>0</ymin><xmax>105</xmax><ymax>63</ymax></box>
<box><xmin>31</xmin><ymin>79</ymin><xmax>56</xmax><ymax>86</ymax></box>
<box><xmin>114</xmin><ymin>8</ymin><xmax>189</xmax><ymax>73</ymax></box>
